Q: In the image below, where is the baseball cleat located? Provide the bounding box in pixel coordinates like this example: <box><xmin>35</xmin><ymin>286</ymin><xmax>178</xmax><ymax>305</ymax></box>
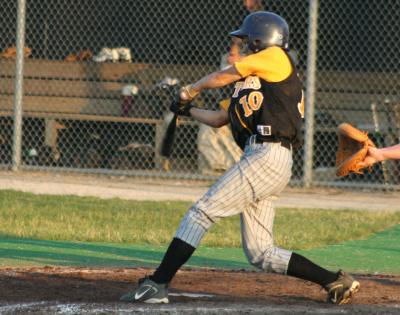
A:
<box><xmin>325</xmin><ymin>270</ymin><xmax>360</xmax><ymax>305</ymax></box>
<box><xmin>120</xmin><ymin>277</ymin><xmax>169</xmax><ymax>303</ymax></box>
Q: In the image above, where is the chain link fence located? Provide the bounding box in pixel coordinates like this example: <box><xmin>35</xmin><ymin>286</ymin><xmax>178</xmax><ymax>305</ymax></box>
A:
<box><xmin>1</xmin><ymin>0</ymin><xmax>399</xmax><ymax>189</ymax></box>
<box><xmin>314</xmin><ymin>0</ymin><xmax>400</xmax><ymax>189</ymax></box>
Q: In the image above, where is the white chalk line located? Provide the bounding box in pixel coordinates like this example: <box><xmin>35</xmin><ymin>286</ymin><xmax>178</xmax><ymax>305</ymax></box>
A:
<box><xmin>169</xmin><ymin>292</ymin><xmax>215</xmax><ymax>298</ymax></box>
<box><xmin>0</xmin><ymin>301</ymin><xmax>48</xmax><ymax>312</ymax></box>
<box><xmin>1</xmin><ymin>301</ymin><xmax>399</xmax><ymax>314</ymax></box>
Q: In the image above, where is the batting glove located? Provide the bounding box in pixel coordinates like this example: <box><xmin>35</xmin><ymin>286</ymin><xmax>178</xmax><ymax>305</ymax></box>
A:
<box><xmin>170</xmin><ymin>95</ymin><xmax>193</xmax><ymax>117</ymax></box>
<box><xmin>179</xmin><ymin>84</ymin><xmax>199</xmax><ymax>101</ymax></box>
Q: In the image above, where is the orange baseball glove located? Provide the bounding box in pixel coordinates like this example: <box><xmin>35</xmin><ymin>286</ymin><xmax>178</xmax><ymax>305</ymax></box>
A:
<box><xmin>335</xmin><ymin>123</ymin><xmax>375</xmax><ymax>177</ymax></box>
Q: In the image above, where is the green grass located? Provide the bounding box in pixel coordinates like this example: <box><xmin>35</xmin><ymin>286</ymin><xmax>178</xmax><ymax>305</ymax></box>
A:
<box><xmin>274</xmin><ymin>208</ymin><xmax>400</xmax><ymax>249</ymax></box>
<box><xmin>1</xmin><ymin>190</ymin><xmax>400</xmax><ymax>249</ymax></box>
<box><xmin>0</xmin><ymin>238</ymin><xmax>250</xmax><ymax>269</ymax></box>
<box><xmin>1</xmin><ymin>224</ymin><xmax>400</xmax><ymax>273</ymax></box>
<box><xmin>298</xmin><ymin>224</ymin><xmax>400</xmax><ymax>274</ymax></box>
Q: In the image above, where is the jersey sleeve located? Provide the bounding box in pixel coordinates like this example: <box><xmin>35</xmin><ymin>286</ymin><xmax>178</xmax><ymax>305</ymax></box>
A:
<box><xmin>234</xmin><ymin>47</ymin><xmax>292</xmax><ymax>82</ymax></box>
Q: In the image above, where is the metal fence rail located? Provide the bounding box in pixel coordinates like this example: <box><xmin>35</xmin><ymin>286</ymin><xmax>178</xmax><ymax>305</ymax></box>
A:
<box><xmin>1</xmin><ymin>0</ymin><xmax>399</xmax><ymax>190</ymax></box>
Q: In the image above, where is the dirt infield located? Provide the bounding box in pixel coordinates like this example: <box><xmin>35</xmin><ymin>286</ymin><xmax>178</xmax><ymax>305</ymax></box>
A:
<box><xmin>0</xmin><ymin>267</ymin><xmax>399</xmax><ymax>314</ymax></box>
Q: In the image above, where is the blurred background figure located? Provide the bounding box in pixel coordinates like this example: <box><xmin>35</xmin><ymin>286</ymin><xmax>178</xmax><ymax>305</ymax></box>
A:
<box><xmin>198</xmin><ymin>0</ymin><xmax>264</xmax><ymax>176</ymax></box>
<box><xmin>197</xmin><ymin>1</ymin><xmax>264</xmax><ymax>175</ymax></box>
<box><xmin>226</xmin><ymin>0</ymin><xmax>264</xmax><ymax>67</ymax></box>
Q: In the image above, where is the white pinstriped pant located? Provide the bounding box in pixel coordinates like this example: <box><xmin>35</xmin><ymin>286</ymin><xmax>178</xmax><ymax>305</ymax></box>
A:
<box><xmin>175</xmin><ymin>142</ymin><xmax>293</xmax><ymax>274</ymax></box>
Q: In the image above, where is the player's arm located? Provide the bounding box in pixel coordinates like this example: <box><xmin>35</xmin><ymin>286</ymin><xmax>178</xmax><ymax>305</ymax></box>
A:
<box><xmin>181</xmin><ymin>47</ymin><xmax>291</xmax><ymax>101</ymax></box>
<box><xmin>189</xmin><ymin>107</ymin><xmax>229</xmax><ymax>128</ymax></box>
<box><xmin>181</xmin><ymin>66</ymin><xmax>242</xmax><ymax>100</ymax></box>
<box><xmin>361</xmin><ymin>144</ymin><xmax>400</xmax><ymax>166</ymax></box>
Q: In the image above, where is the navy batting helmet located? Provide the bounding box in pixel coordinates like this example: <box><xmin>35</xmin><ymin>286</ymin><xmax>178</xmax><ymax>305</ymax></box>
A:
<box><xmin>230</xmin><ymin>11</ymin><xmax>289</xmax><ymax>52</ymax></box>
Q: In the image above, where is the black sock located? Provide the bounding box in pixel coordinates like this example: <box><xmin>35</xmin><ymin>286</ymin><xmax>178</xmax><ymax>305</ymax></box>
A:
<box><xmin>287</xmin><ymin>252</ymin><xmax>338</xmax><ymax>287</ymax></box>
<box><xmin>150</xmin><ymin>238</ymin><xmax>195</xmax><ymax>284</ymax></box>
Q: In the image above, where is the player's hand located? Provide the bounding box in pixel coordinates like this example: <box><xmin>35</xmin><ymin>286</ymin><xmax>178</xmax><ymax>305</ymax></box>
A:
<box><xmin>358</xmin><ymin>146</ymin><xmax>385</xmax><ymax>168</ymax></box>
<box><xmin>169</xmin><ymin>94</ymin><xmax>193</xmax><ymax>117</ymax></box>
<box><xmin>179</xmin><ymin>84</ymin><xmax>199</xmax><ymax>102</ymax></box>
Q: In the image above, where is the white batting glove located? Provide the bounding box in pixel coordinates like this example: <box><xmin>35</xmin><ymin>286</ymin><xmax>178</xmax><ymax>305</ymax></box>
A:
<box><xmin>180</xmin><ymin>84</ymin><xmax>199</xmax><ymax>102</ymax></box>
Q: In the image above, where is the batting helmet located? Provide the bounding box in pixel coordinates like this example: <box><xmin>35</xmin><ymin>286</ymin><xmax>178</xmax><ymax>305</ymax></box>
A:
<box><xmin>230</xmin><ymin>11</ymin><xmax>289</xmax><ymax>52</ymax></box>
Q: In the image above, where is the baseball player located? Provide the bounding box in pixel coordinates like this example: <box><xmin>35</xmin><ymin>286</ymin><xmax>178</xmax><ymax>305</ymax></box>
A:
<box><xmin>120</xmin><ymin>11</ymin><xmax>359</xmax><ymax>305</ymax></box>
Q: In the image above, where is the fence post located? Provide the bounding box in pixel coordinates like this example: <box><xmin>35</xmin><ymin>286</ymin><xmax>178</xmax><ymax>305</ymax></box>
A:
<box><xmin>303</xmin><ymin>0</ymin><xmax>319</xmax><ymax>188</ymax></box>
<box><xmin>12</xmin><ymin>0</ymin><xmax>27</xmax><ymax>171</ymax></box>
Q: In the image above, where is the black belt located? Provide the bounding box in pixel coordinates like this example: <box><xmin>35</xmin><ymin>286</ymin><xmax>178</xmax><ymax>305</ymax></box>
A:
<box><xmin>250</xmin><ymin>135</ymin><xmax>292</xmax><ymax>150</ymax></box>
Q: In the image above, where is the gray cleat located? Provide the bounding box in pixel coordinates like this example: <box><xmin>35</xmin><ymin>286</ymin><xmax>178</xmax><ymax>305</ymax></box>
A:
<box><xmin>325</xmin><ymin>270</ymin><xmax>360</xmax><ymax>305</ymax></box>
<box><xmin>120</xmin><ymin>277</ymin><xmax>169</xmax><ymax>304</ymax></box>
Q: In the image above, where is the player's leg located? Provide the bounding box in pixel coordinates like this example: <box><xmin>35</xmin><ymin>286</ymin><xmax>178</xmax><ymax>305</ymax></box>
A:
<box><xmin>241</xmin><ymin>197</ymin><xmax>359</xmax><ymax>304</ymax></box>
<box><xmin>120</xmin><ymin>143</ymin><xmax>282</xmax><ymax>303</ymax></box>
<box><xmin>240</xmin><ymin>198</ymin><xmax>292</xmax><ymax>273</ymax></box>
<box><xmin>287</xmin><ymin>253</ymin><xmax>360</xmax><ymax>304</ymax></box>
<box><xmin>237</xmin><ymin>142</ymin><xmax>294</xmax><ymax>273</ymax></box>
<box><xmin>172</xmin><ymin>142</ymin><xmax>294</xmax><ymax>250</ymax></box>
<box><xmin>152</xmin><ymin>151</ymin><xmax>258</xmax><ymax>278</ymax></box>
<box><xmin>120</xmin><ymin>150</ymin><xmax>253</xmax><ymax>303</ymax></box>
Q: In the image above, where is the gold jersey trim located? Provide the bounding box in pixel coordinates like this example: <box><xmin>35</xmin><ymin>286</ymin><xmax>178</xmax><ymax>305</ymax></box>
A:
<box><xmin>219</xmin><ymin>98</ymin><xmax>230</xmax><ymax>111</ymax></box>
<box><xmin>234</xmin><ymin>105</ymin><xmax>251</xmax><ymax>132</ymax></box>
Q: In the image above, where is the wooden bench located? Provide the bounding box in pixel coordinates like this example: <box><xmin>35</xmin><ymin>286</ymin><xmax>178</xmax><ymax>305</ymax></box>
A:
<box><xmin>3</xmin><ymin>58</ymin><xmax>399</xmax><ymax>176</ymax></box>
<box><xmin>312</xmin><ymin>70</ymin><xmax>400</xmax><ymax>133</ymax></box>
<box><xmin>0</xmin><ymin>58</ymin><xmax>215</xmax><ymax>169</ymax></box>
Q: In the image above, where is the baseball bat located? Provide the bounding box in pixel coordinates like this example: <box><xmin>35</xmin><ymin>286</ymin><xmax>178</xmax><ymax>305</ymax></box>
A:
<box><xmin>160</xmin><ymin>113</ymin><xmax>178</xmax><ymax>158</ymax></box>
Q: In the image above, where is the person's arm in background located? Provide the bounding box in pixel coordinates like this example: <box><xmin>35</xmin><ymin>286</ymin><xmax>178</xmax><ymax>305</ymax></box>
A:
<box><xmin>361</xmin><ymin>144</ymin><xmax>400</xmax><ymax>167</ymax></box>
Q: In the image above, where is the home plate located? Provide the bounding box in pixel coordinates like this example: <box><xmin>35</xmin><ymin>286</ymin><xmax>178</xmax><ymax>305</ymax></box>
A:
<box><xmin>169</xmin><ymin>292</ymin><xmax>215</xmax><ymax>298</ymax></box>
